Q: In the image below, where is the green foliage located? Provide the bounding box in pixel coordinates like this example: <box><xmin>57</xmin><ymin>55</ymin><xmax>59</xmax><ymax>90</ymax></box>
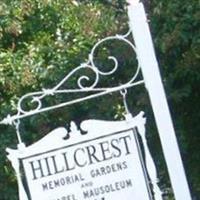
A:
<box><xmin>151</xmin><ymin>0</ymin><xmax>200</xmax><ymax>198</ymax></box>
<box><xmin>0</xmin><ymin>1</ymin><xmax>125</xmax><ymax>199</ymax></box>
<box><xmin>0</xmin><ymin>0</ymin><xmax>199</xmax><ymax>199</ymax></box>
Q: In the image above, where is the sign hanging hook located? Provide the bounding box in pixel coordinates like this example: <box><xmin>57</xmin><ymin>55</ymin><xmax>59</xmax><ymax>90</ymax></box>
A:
<box><xmin>13</xmin><ymin>119</ymin><xmax>23</xmax><ymax>145</ymax></box>
<box><xmin>120</xmin><ymin>89</ymin><xmax>130</xmax><ymax>115</ymax></box>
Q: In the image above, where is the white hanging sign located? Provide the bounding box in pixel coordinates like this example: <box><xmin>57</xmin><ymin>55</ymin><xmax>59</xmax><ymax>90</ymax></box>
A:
<box><xmin>6</xmin><ymin>112</ymin><xmax>161</xmax><ymax>200</ymax></box>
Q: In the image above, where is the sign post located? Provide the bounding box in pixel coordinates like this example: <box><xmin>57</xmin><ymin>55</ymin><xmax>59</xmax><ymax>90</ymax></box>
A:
<box><xmin>127</xmin><ymin>1</ymin><xmax>192</xmax><ymax>200</ymax></box>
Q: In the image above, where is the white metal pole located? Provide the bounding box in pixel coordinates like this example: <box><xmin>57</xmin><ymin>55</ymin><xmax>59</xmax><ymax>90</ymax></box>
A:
<box><xmin>127</xmin><ymin>1</ymin><xmax>192</xmax><ymax>200</ymax></box>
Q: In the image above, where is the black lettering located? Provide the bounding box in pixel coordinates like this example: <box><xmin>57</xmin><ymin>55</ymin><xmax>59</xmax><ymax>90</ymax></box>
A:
<box><xmin>119</xmin><ymin>135</ymin><xmax>132</xmax><ymax>155</ymax></box>
<box><xmin>65</xmin><ymin>176</ymin><xmax>72</xmax><ymax>184</ymax></box>
<box><xmin>86</xmin><ymin>145</ymin><xmax>101</xmax><ymax>164</ymax></box>
<box><xmin>60</xmin><ymin>178</ymin><xmax>65</xmax><ymax>185</ymax></box>
<box><xmin>83</xmin><ymin>190</ymin><xmax>90</xmax><ymax>198</ymax></box>
<box><xmin>49</xmin><ymin>181</ymin><xmax>53</xmax><ymax>189</ymax></box>
<box><xmin>44</xmin><ymin>157</ymin><xmax>53</xmax><ymax>176</ymax></box>
<box><xmin>122</xmin><ymin>161</ymin><xmax>128</xmax><ymax>169</ymax></box>
<box><xmin>74</xmin><ymin>148</ymin><xmax>87</xmax><ymax>167</ymax></box>
<box><xmin>30</xmin><ymin>159</ymin><xmax>44</xmax><ymax>180</ymax></box>
<box><xmin>111</xmin><ymin>139</ymin><xmax>121</xmax><ymax>157</ymax></box>
<box><xmin>51</xmin><ymin>155</ymin><xmax>65</xmax><ymax>174</ymax></box>
<box><xmin>100</xmin><ymin>167</ymin><xmax>106</xmax><ymax>175</ymax></box>
<box><xmin>42</xmin><ymin>183</ymin><xmax>48</xmax><ymax>191</ymax></box>
<box><xmin>62</xmin><ymin>152</ymin><xmax>76</xmax><ymax>171</ymax></box>
<box><xmin>54</xmin><ymin>179</ymin><xmax>60</xmax><ymax>187</ymax></box>
<box><xmin>126</xmin><ymin>179</ymin><xmax>132</xmax><ymax>187</ymax></box>
<box><xmin>99</xmin><ymin>141</ymin><xmax>112</xmax><ymax>161</ymax></box>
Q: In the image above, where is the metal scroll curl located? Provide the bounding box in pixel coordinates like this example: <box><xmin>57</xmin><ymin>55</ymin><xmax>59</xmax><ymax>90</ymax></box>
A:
<box><xmin>0</xmin><ymin>31</ymin><xmax>144</xmax><ymax>126</ymax></box>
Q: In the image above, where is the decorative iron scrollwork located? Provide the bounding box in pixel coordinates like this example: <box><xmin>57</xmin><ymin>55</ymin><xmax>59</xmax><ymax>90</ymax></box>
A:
<box><xmin>0</xmin><ymin>30</ymin><xmax>144</xmax><ymax>125</ymax></box>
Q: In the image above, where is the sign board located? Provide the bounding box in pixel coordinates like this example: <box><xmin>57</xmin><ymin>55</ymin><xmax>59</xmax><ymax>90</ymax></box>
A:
<box><xmin>7</xmin><ymin>112</ymin><xmax>161</xmax><ymax>200</ymax></box>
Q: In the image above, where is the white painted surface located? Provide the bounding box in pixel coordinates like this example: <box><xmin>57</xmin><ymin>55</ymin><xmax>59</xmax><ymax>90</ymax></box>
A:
<box><xmin>7</xmin><ymin>113</ymin><xmax>161</xmax><ymax>200</ymax></box>
<box><xmin>127</xmin><ymin>0</ymin><xmax>140</xmax><ymax>7</ymax></box>
<box><xmin>128</xmin><ymin>2</ymin><xmax>191</xmax><ymax>200</ymax></box>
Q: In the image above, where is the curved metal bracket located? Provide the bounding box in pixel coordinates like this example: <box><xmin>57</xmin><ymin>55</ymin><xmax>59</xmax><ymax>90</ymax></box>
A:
<box><xmin>0</xmin><ymin>30</ymin><xmax>144</xmax><ymax>126</ymax></box>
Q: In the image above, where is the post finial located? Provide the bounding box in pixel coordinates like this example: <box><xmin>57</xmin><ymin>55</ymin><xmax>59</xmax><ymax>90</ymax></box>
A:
<box><xmin>127</xmin><ymin>0</ymin><xmax>140</xmax><ymax>6</ymax></box>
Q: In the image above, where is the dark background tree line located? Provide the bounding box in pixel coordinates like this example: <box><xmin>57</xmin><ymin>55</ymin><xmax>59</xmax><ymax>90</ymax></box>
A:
<box><xmin>0</xmin><ymin>0</ymin><xmax>199</xmax><ymax>199</ymax></box>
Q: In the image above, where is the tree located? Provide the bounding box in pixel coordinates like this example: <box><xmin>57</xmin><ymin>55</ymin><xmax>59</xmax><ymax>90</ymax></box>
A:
<box><xmin>0</xmin><ymin>0</ymin><xmax>199</xmax><ymax>199</ymax></box>
<box><xmin>150</xmin><ymin>0</ymin><xmax>200</xmax><ymax>198</ymax></box>
<box><xmin>0</xmin><ymin>1</ymin><xmax>126</xmax><ymax>199</ymax></box>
